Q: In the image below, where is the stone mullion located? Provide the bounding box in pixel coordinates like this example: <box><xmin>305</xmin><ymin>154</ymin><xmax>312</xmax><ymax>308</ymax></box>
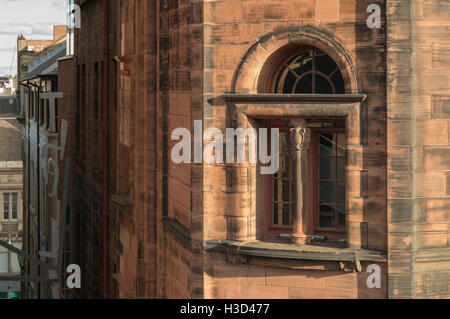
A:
<box><xmin>289</xmin><ymin>118</ymin><xmax>311</xmax><ymax>244</ymax></box>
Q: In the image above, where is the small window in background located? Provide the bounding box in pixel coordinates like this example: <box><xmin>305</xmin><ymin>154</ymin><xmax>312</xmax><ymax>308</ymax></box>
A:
<box><xmin>12</xmin><ymin>193</ymin><xmax>18</xmax><ymax>220</ymax></box>
<box><xmin>3</xmin><ymin>193</ymin><xmax>9</xmax><ymax>220</ymax></box>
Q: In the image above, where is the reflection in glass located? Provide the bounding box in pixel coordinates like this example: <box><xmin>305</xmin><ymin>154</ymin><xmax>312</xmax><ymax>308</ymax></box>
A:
<box><xmin>319</xmin><ymin>206</ymin><xmax>335</xmax><ymax>228</ymax></box>
<box><xmin>273</xmin><ymin>203</ymin><xmax>291</xmax><ymax>226</ymax></box>
<box><xmin>319</xmin><ymin>134</ymin><xmax>335</xmax><ymax>156</ymax></box>
<box><xmin>337</xmin><ymin>206</ymin><xmax>346</xmax><ymax>229</ymax></box>
<box><xmin>337</xmin><ymin>182</ymin><xmax>345</xmax><ymax>204</ymax></box>
<box><xmin>319</xmin><ymin>157</ymin><xmax>336</xmax><ymax>180</ymax></box>
<box><xmin>337</xmin><ymin>158</ymin><xmax>345</xmax><ymax>180</ymax></box>
<box><xmin>337</xmin><ymin>134</ymin><xmax>346</xmax><ymax>156</ymax></box>
<box><xmin>274</xmin><ymin>50</ymin><xmax>345</xmax><ymax>94</ymax></box>
<box><xmin>319</xmin><ymin>182</ymin><xmax>335</xmax><ymax>204</ymax></box>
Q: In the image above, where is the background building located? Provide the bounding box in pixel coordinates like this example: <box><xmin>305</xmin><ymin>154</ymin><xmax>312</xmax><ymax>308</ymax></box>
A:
<box><xmin>0</xmin><ymin>118</ymin><xmax>23</xmax><ymax>299</ymax></box>
<box><xmin>0</xmin><ymin>76</ymin><xmax>19</xmax><ymax>117</ymax></box>
<box><xmin>16</xmin><ymin>26</ymin><xmax>67</xmax><ymax>119</ymax></box>
<box><xmin>20</xmin><ymin>30</ymin><xmax>71</xmax><ymax>298</ymax></box>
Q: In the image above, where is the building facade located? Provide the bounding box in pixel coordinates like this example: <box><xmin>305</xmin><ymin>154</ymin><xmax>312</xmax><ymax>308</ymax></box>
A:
<box><xmin>20</xmin><ymin>33</ymin><xmax>73</xmax><ymax>298</ymax></box>
<box><xmin>17</xmin><ymin>26</ymin><xmax>67</xmax><ymax>119</ymax></box>
<box><xmin>0</xmin><ymin>118</ymin><xmax>23</xmax><ymax>298</ymax></box>
<box><xmin>48</xmin><ymin>0</ymin><xmax>450</xmax><ymax>299</ymax></box>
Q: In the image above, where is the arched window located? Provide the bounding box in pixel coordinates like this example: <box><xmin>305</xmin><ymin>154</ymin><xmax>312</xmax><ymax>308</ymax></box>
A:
<box><xmin>272</xmin><ymin>49</ymin><xmax>345</xmax><ymax>94</ymax></box>
<box><xmin>264</xmin><ymin>49</ymin><xmax>348</xmax><ymax>242</ymax></box>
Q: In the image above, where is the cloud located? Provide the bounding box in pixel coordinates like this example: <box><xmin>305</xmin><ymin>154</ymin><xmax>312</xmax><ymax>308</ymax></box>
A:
<box><xmin>0</xmin><ymin>0</ymin><xmax>67</xmax><ymax>76</ymax></box>
<box><xmin>0</xmin><ymin>22</ymin><xmax>58</xmax><ymax>37</ymax></box>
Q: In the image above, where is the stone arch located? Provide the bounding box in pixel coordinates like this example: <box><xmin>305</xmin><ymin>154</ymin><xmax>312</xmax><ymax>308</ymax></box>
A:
<box><xmin>231</xmin><ymin>25</ymin><xmax>359</xmax><ymax>94</ymax></box>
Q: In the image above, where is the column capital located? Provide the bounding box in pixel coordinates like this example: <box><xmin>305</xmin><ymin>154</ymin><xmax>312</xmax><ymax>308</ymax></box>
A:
<box><xmin>289</xmin><ymin>126</ymin><xmax>311</xmax><ymax>151</ymax></box>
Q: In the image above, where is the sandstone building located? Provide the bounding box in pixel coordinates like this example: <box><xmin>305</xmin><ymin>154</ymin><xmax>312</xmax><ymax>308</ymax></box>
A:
<box><xmin>22</xmin><ymin>0</ymin><xmax>450</xmax><ymax>298</ymax></box>
<box><xmin>0</xmin><ymin>118</ymin><xmax>23</xmax><ymax>298</ymax></box>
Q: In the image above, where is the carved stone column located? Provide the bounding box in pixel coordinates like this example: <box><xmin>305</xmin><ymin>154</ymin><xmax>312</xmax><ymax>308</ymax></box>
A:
<box><xmin>290</xmin><ymin>119</ymin><xmax>311</xmax><ymax>244</ymax></box>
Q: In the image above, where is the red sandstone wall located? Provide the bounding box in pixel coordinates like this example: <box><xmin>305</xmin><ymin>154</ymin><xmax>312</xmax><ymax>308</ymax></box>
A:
<box><xmin>162</xmin><ymin>0</ymin><xmax>204</xmax><ymax>299</ymax></box>
<box><xmin>387</xmin><ymin>0</ymin><xmax>450</xmax><ymax>298</ymax></box>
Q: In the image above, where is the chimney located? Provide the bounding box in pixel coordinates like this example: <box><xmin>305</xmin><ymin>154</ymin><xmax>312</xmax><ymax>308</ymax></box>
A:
<box><xmin>53</xmin><ymin>25</ymin><xmax>67</xmax><ymax>41</ymax></box>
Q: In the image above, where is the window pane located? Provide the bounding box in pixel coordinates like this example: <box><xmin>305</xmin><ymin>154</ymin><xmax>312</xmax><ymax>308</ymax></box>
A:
<box><xmin>337</xmin><ymin>158</ymin><xmax>345</xmax><ymax>180</ymax></box>
<box><xmin>319</xmin><ymin>157</ymin><xmax>336</xmax><ymax>180</ymax></box>
<box><xmin>319</xmin><ymin>134</ymin><xmax>335</xmax><ymax>156</ymax></box>
<box><xmin>315</xmin><ymin>74</ymin><xmax>333</xmax><ymax>94</ymax></box>
<box><xmin>273</xmin><ymin>50</ymin><xmax>345</xmax><ymax>94</ymax></box>
<box><xmin>337</xmin><ymin>206</ymin><xmax>346</xmax><ymax>230</ymax></box>
<box><xmin>319</xmin><ymin>206</ymin><xmax>335</xmax><ymax>228</ymax></box>
<box><xmin>279</xmin><ymin>132</ymin><xmax>289</xmax><ymax>155</ymax></box>
<box><xmin>291</xmin><ymin>51</ymin><xmax>313</xmax><ymax>75</ymax></box>
<box><xmin>275</xmin><ymin>156</ymin><xmax>289</xmax><ymax>178</ymax></box>
<box><xmin>273</xmin><ymin>179</ymin><xmax>291</xmax><ymax>202</ymax></box>
<box><xmin>12</xmin><ymin>193</ymin><xmax>17</xmax><ymax>220</ymax></box>
<box><xmin>3</xmin><ymin>193</ymin><xmax>9</xmax><ymax>220</ymax></box>
<box><xmin>337</xmin><ymin>134</ymin><xmax>346</xmax><ymax>156</ymax></box>
<box><xmin>277</xmin><ymin>69</ymin><xmax>297</xmax><ymax>93</ymax></box>
<box><xmin>337</xmin><ymin>182</ymin><xmax>345</xmax><ymax>204</ymax></box>
<box><xmin>295</xmin><ymin>74</ymin><xmax>313</xmax><ymax>93</ymax></box>
<box><xmin>319</xmin><ymin>182</ymin><xmax>335</xmax><ymax>204</ymax></box>
<box><xmin>273</xmin><ymin>203</ymin><xmax>291</xmax><ymax>226</ymax></box>
<box><xmin>315</xmin><ymin>52</ymin><xmax>338</xmax><ymax>76</ymax></box>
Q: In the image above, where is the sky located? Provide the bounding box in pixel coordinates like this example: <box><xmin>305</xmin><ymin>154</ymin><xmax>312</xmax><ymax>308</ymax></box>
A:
<box><xmin>0</xmin><ymin>0</ymin><xmax>66</xmax><ymax>76</ymax></box>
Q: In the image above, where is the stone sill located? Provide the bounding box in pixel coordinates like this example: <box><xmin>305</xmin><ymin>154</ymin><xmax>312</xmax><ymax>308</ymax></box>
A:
<box><xmin>205</xmin><ymin>239</ymin><xmax>387</xmax><ymax>263</ymax></box>
<box><xmin>223</xmin><ymin>93</ymin><xmax>367</xmax><ymax>103</ymax></box>
<box><xmin>110</xmin><ymin>194</ymin><xmax>133</xmax><ymax>211</ymax></box>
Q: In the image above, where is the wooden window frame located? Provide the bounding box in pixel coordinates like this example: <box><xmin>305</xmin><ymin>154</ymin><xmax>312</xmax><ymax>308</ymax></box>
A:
<box><xmin>308</xmin><ymin>126</ymin><xmax>346</xmax><ymax>241</ymax></box>
<box><xmin>264</xmin><ymin>120</ymin><xmax>347</xmax><ymax>241</ymax></box>
<box><xmin>264</xmin><ymin>119</ymin><xmax>294</xmax><ymax>236</ymax></box>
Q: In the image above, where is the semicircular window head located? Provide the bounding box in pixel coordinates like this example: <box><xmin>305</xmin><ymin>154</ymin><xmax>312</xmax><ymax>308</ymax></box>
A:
<box><xmin>273</xmin><ymin>49</ymin><xmax>345</xmax><ymax>94</ymax></box>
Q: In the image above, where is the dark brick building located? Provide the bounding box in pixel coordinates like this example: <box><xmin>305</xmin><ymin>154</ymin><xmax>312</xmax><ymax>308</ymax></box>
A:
<box><xmin>52</xmin><ymin>0</ymin><xmax>450</xmax><ymax>298</ymax></box>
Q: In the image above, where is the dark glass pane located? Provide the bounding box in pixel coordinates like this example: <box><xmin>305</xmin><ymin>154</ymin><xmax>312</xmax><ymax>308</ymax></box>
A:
<box><xmin>319</xmin><ymin>134</ymin><xmax>335</xmax><ymax>156</ymax></box>
<box><xmin>337</xmin><ymin>206</ymin><xmax>346</xmax><ymax>229</ymax></box>
<box><xmin>319</xmin><ymin>157</ymin><xmax>336</xmax><ymax>180</ymax></box>
<box><xmin>295</xmin><ymin>74</ymin><xmax>313</xmax><ymax>93</ymax></box>
<box><xmin>319</xmin><ymin>206</ymin><xmax>335</xmax><ymax>228</ymax></box>
<box><xmin>275</xmin><ymin>156</ymin><xmax>289</xmax><ymax>178</ymax></box>
<box><xmin>315</xmin><ymin>51</ymin><xmax>338</xmax><ymax>76</ymax></box>
<box><xmin>280</xmin><ymin>132</ymin><xmax>289</xmax><ymax>155</ymax></box>
<box><xmin>319</xmin><ymin>182</ymin><xmax>335</xmax><ymax>204</ymax></box>
<box><xmin>274</xmin><ymin>203</ymin><xmax>279</xmax><ymax>225</ymax></box>
<box><xmin>273</xmin><ymin>179</ymin><xmax>290</xmax><ymax>202</ymax></box>
<box><xmin>315</xmin><ymin>74</ymin><xmax>333</xmax><ymax>94</ymax></box>
<box><xmin>3</xmin><ymin>193</ymin><xmax>9</xmax><ymax>220</ymax></box>
<box><xmin>331</xmin><ymin>71</ymin><xmax>345</xmax><ymax>94</ymax></box>
<box><xmin>274</xmin><ymin>50</ymin><xmax>345</xmax><ymax>94</ymax></box>
<box><xmin>337</xmin><ymin>158</ymin><xmax>345</xmax><ymax>180</ymax></box>
<box><xmin>12</xmin><ymin>193</ymin><xmax>17</xmax><ymax>220</ymax></box>
<box><xmin>291</xmin><ymin>52</ymin><xmax>313</xmax><ymax>75</ymax></box>
<box><xmin>277</xmin><ymin>70</ymin><xmax>297</xmax><ymax>93</ymax></box>
<box><xmin>282</xmin><ymin>204</ymin><xmax>290</xmax><ymax>226</ymax></box>
<box><xmin>337</xmin><ymin>182</ymin><xmax>346</xmax><ymax>204</ymax></box>
<box><xmin>273</xmin><ymin>203</ymin><xmax>290</xmax><ymax>226</ymax></box>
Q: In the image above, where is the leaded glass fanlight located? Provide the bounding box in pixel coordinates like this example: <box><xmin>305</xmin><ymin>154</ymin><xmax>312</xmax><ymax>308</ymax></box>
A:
<box><xmin>273</xmin><ymin>49</ymin><xmax>345</xmax><ymax>94</ymax></box>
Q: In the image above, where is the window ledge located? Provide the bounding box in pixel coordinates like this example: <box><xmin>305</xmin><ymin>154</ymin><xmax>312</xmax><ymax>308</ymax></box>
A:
<box><xmin>205</xmin><ymin>239</ymin><xmax>387</xmax><ymax>263</ymax></box>
<box><xmin>110</xmin><ymin>194</ymin><xmax>133</xmax><ymax>211</ymax></box>
<box><xmin>223</xmin><ymin>93</ymin><xmax>367</xmax><ymax>103</ymax></box>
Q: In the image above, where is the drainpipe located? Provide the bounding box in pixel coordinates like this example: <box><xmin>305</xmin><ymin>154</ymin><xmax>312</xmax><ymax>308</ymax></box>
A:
<box><xmin>102</xmin><ymin>0</ymin><xmax>109</xmax><ymax>298</ymax></box>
